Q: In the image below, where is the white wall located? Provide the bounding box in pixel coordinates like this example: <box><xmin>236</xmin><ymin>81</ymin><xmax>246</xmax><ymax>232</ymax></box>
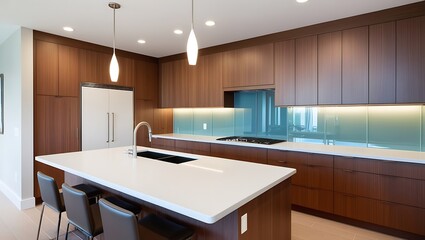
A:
<box><xmin>0</xmin><ymin>27</ymin><xmax>34</xmax><ymax>210</ymax></box>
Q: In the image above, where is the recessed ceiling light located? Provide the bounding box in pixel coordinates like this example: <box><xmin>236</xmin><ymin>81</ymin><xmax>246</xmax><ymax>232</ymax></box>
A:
<box><xmin>174</xmin><ymin>29</ymin><xmax>183</xmax><ymax>35</ymax></box>
<box><xmin>63</xmin><ymin>26</ymin><xmax>74</xmax><ymax>32</ymax></box>
<box><xmin>205</xmin><ymin>20</ymin><xmax>215</xmax><ymax>27</ymax></box>
<box><xmin>296</xmin><ymin>0</ymin><xmax>309</xmax><ymax>3</ymax></box>
<box><xmin>137</xmin><ymin>39</ymin><xmax>146</xmax><ymax>44</ymax></box>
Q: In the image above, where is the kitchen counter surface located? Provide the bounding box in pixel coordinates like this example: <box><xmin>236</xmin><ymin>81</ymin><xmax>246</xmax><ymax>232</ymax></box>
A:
<box><xmin>153</xmin><ymin>134</ymin><xmax>425</xmax><ymax>164</ymax></box>
<box><xmin>36</xmin><ymin>146</ymin><xmax>295</xmax><ymax>224</ymax></box>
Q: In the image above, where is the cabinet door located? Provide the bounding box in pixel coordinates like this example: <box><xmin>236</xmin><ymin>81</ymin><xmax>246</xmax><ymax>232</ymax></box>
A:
<box><xmin>369</xmin><ymin>22</ymin><xmax>396</xmax><ymax>104</ymax></box>
<box><xmin>36</xmin><ymin>41</ymin><xmax>58</xmax><ymax>96</ymax></box>
<box><xmin>223</xmin><ymin>44</ymin><xmax>274</xmax><ymax>89</ymax></box>
<box><xmin>116</xmin><ymin>56</ymin><xmax>135</xmax><ymax>87</ymax></box>
<box><xmin>135</xmin><ymin>99</ymin><xmax>155</xmax><ymax>147</ymax></box>
<box><xmin>79</xmin><ymin>49</ymin><xmax>98</xmax><ymax>83</ymax></box>
<box><xmin>58</xmin><ymin>45</ymin><xmax>79</xmax><ymax>97</ymax></box>
<box><xmin>318</xmin><ymin>31</ymin><xmax>342</xmax><ymax>105</ymax></box>
<box><xmin>135</xmin><ymin>60</ymin><xmax>158</xmax><ymax>101</ymax></box>
<box><xmin>34</xmin><ymin>96</ymin><xmax>79</xmax><ymax>198</ymax></box>
<box><xmin>81</xmin><ymin>87</ymin><xmax>109</xmax><ymax>150</ymax></box>
<box><xmin>275</xmin><ymin>40</ymin><xmax>295</xmax><ymax>106</ymax></box>
<box><xmin>153</xmin><ymin>108</ymin><xmax>173</xmax><ymax>134</ymax></box>
<box><xmin>97</xmin><ymin>52</ymin><xmax>112</xmax><ymax>84</ymax></box>
<box><xmin>160</xmin><ymin>61</ymin><xmax>174</xmax><ymax>108</ymax></box>
<box><xmin>109</xmin><ymin>89</ymin><xmax>134</xmax><ymax>148</ymax></box>
<box><xmin>296</xmin><ymin>35</ymin><xmax>318</xmax><ymax>105</ymax></box>
<box><xmin>396</xmin><ymin>16</ymin><xmax>425</xmax><ymax>103</ymax></box>
<box><xmin>342</xmin><ymin>27</ymin><xmax>369</xmax><ymax>104</ymax></box>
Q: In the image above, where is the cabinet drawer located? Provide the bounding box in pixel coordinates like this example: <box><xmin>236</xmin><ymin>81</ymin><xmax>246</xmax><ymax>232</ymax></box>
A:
<box><xmin>151</xmin><ymin>138</ymin><xmax>175</xmax><ymax>151</ymax></box>
<box><xmin>210</xmin><ymin>144</ymin><xmax>267</xmax><ymax>164</ymax></box>
<box><xmin>175</xmin><ymin>140</ymin><xmax>211</xmax><ymax>156</ymax></box>
<box><xmin>335</xmin><ymin>156</ymin><xmax>425</xmax><ymax>180</ymax></box>
<box><xmin>309</xmin><ymin>165</ymin><xmax>333</xmax><ymax>191</ymax></box>
<box><xmin>334</xmin><ymin>193</ymin><xmax>425</xmax><ymax>236</ymax></box>
<box><xmin>292</xmin><ymin>185</ymin><xmax>333</xmax><ymax>213</ymax></box>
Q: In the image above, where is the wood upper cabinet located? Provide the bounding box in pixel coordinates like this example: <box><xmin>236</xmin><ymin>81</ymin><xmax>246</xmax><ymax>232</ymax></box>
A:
<box><xmin>36</xmin><ymin>41</ymin><xmax>79</xmax><ymax>96</ymax></box>
<box><xmin>296</xmin><ymin>35</ymin><xmax>318</xmax><ymax>105</ymax></box>
<box><xmin>396</xmin><ymin>16</ymin><xmax>425</xmax><ymax>103</ymax></box>
<box><xmin>36</xmin><ymin>41</ymin><xmax>58</xmax><ymax>96</ymax></box>
<box><xmin>222</xmin><ymin>43</ymin><xmax>274</xmax><ymax>89</ymax></box>
<box><xmin>275</xmin><ymin>40</ymin><xmax>295</xmax><ymax>106</ymax></box>
<box><xmin>369</xmin><ymin>22</ymin><xmax>396</xmax><ymax>104</ymax></box>
<box><xmin>116</xmin><ymin>56</ymin><xmax>135</xmax><ymax>87</ymax></box>
<box><xmin>160</xmin><ymin>53</ymin><xmax>223</xmax><ymax>108</ymax></box>
<box><xmin>342</xmin><ymin>27</ymin><xmax>369</xmax><ymax>104</ymax></box>
<box><xmin>135</xmin><ymin>60</ymin><xmax>158</xmax><ymax>101</ymax></box>
<box><xmin>318</xmin><ymin>31</ymin><xmax>342</xmax><ymax>105</ymax></box>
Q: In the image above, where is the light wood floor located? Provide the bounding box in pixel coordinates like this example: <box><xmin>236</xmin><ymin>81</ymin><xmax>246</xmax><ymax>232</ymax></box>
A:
<box><xmin>0</xmin><ymin>191</ymin><xmax>403</xmax><ymax>240</ymax></box>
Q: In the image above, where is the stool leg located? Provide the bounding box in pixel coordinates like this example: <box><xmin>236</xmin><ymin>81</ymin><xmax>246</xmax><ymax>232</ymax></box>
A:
<box><xmin>56</xmin><ymin>212</ymin><xmax>62</xmax><ymax>240</ymax></box>
<box><xmin>65</xmin><ymin>222</ymin><xmax>70</xmax><ymax>240</ymax></box>
<box><xmin>36</xmin><ymin>203</ymin><xmax>45</xmax><ymax>240</ymax></box>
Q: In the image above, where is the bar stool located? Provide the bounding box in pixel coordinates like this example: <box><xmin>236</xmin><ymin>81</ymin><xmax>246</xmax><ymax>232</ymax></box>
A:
<box><xmin>36</xmin><ymin>171</ymin><xmax>102</xmax><ymax>240</ymax></box>
<box><xmin>99</xmin><ymin>198</ymin><xmax>194</xmax><ymax>240</ymax></box>
<box><xmin>62</xmin><ymin>183</ymin><xmax>103</xmax><ymax>240</ymax></box>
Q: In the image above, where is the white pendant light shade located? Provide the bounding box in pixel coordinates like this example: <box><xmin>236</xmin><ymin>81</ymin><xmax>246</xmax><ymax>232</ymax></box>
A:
<box><xmin>187</xmin><ymin>28</ymin><xmax>198</xmax><ymax>65</ymax></box>
<box><xmin>109</xmin><ymin>52</ymin><xmax>119</xmax><ymax>82</ymax></box>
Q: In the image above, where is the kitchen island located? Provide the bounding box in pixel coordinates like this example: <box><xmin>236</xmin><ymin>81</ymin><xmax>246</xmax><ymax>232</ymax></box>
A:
<box><xmin>36</xmin><ymin>146</ymin><xmax>296</xmax><ymax>239</ymax></box>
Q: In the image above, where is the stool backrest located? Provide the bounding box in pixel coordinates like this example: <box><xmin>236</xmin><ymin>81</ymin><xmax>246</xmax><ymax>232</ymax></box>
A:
<box><xmin>37</xmin><ymin>171</ymin><xmax>64</xmax><ymax>212</ymax></box>
<box><xmin>62</xmin><ymin>183</ymin><xmax>95</xmax><ymax>235</ymax></box>
<box><xmin>99</xmin><ymin>198</ymin><xmax>139</xmax><ymax>240</ymax></box>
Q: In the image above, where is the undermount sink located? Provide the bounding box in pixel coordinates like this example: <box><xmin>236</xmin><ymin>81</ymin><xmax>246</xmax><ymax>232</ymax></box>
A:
<box><xmin>137</xmin><ymin>151</ymin><xmax>196</xmax><ymax>164</ymax></box>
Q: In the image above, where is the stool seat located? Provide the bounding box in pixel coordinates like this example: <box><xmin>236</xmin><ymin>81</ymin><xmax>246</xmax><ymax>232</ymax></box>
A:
<box><xmin>104</xmin><ymin>196</ymin><xmax>141</xmax><ymax>216</ymax></box>
<box><xmin>139</xmin><ymin>214</ymin><xmax>194</xmax><ymax>240</ymax></box>
<box><xmin>73</xmin><ymin>184</ymin><xmax>102</xmax><ymax>199</ymax></box>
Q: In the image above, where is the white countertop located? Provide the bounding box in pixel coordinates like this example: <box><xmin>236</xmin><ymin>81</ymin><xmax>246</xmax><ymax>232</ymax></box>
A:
<box><xmin>153</xmin><ymin>134</ymin><xmax>425</xmax><ymax>164</ymax></box>
<box><xmin>36</xmin><ymin>146</ymin><xmax>295</xmax><ymax>224</ymax></box>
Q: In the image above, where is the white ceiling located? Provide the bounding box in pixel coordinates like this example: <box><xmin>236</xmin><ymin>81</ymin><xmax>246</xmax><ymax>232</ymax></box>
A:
<box><xmin>0</xmin><ymin>0</ymin><xmax>422</xmax><ymax>58</ymax></box>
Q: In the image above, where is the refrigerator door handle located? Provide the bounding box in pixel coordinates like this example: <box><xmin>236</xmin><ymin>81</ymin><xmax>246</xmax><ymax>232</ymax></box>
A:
<box><xmin>112</xmin><ymin>112</ymin><xmax>115</xmax><ymax>142</ymax></box>
<box><xmin>107</xmin><ymin>112</ymin><xmax>110</xmax><ymax>143</ymax></box>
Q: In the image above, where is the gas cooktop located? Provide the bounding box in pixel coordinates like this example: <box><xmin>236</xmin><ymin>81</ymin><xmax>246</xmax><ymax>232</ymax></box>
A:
<box><xmin>216</xmin><ymin>136</ymin><xmax>286</xmax><ymax>145</ymax></box>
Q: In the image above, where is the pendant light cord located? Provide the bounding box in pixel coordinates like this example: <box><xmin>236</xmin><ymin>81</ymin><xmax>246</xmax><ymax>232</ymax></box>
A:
<box><xmin>191</xmin><ymin>0</ymin><xmax>194</xmax><ymax>29</ymax></box>
<box><xmin>113</xmin><ymin>7</ymin><xmax>116</xmax><ymax>54</ymax></box>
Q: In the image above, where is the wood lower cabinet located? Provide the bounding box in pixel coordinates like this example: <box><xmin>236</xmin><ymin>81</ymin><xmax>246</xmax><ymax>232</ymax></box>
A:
<box><xmin>210</xmin><ymin>144</ymin><xmax>267</xmax><ymax>164</ymax></box>
<box><xmin>174</xmin><ymin>140</ymin><xmax>211</xmax><ymax>156</ymax></box>
<box><xmin>334</xmin><ymin>156</ymin><xmax>425</xmax><ymax>236</ymax></box>
<box><xmin>34</xmin><ymin>95</ymin><xmax>80</xmax><ymax>198</ymax></box>
<box><xmin>267</xmin><ymin>150</ymin><xmax>334</xmax><ymax>213</ymax></box>
<box><xmin>151</xmin><ymin>138</ymin><xmax>175</xmax><ymax>151</ymax></box>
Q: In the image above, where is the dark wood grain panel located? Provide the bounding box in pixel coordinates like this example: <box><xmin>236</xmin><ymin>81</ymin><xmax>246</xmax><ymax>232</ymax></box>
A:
<box><xmin>396</xmin><ymin>16</ymin><xmax>425</xmax><ymax>103</ymax></box>
<box><xmin>58</xmin><ymin>44</ymin><xmax>79</xmax><ymax>97</ymax></box>
<box><xmin>135</xmin><ymin>99</ymin><xmax>155</xmax><ymax>147</ymax></box>
<box><xmin>210</xmin><ymin>144</ymin><xmax>267</xmax><ymax>164</ymax></box>
<box><xmin>173</xmin><ymin>59</ymin><xmax>189</xmax><ymax>107</ymax></box>
<box><xmin>369</xmin><ymin>22</ymin><xmax>396</xmax><ymax>104</ymax></box>
<box><xmin>205</xmin><ymin>53</ymin><xmax>223</xmax><ymax>107</ymax></box>
<box><xmin>116</xmin><ymin>56</ymin><xmax>135</xmax><ymax>87</ymax></box>
<box><xmin>79</xmin><ymin>49</ymin><xmax>98</xmax><ymax>83</ymax></box>
<box><xmin>318</xmin><ymin>31</ymin><xmax>342</xmax><ymax>104</ymax></box>
<box><xmin>36</xmin><ymin>40</ymin><xmax>58</xmax><ymax>96</ymax></box>
<box><xmin>223</xmin><ymin>43</ymin><xmax>274</xmax><ymax>89</ymax></box>
<box><xmin>150</xmin><ymin>138</ymin><xmax>175</xmax><ymax>151</ymax></box>
<box><xmin>275</xmin><ymin>40</ymin><xmax>296</xmax><ymax>106</ymax></box>
<box><xmin>135</xmin><ymin>60</ymin><xmax>159</xmax><ymax>101</ymax></box>
<box><xmin>159</xmin><ymin>61</ymin><xmax>174</xmax><ymax>108</ymax></box>
<box><xmin>292</xmin><ymin>185</ymin><xmax>333</xmax><ymax>213</ymax></box>
<box><xmin>296</xmin><ymin>35</ymin><xmax>318</xmax><ymax>105</ymax></box>
<box><xmin>174</xmin><ymin>140</ymin><xmax>211</xmax><ymax>156</ymax></box>
<box><xmin>342</xmin><ymin>26</ymin><xmax>369</xmax><ymax>104</ymax></box>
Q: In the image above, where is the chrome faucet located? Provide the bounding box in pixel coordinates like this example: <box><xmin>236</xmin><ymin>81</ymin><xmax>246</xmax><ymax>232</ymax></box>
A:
<box><xmin>133</xmin><ymin>121</ymin><xmax>152</xmax><ymax>158</ymax></box>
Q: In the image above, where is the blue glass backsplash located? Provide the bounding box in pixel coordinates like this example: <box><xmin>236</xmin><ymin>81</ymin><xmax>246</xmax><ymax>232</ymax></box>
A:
<box><xmin>174</xmin><ymin>91</ymin><xmax>425</xmax><ymax>152</ymax></box>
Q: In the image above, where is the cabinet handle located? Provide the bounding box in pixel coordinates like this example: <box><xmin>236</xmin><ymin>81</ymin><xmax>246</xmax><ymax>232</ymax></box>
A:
<box><xmin>112</xmin><ymin>112</ymin><xmax>115</xmax><ymax>142</ymax></box>
<box><xmin>107</xmin><ymin>113</ymin><xmax>110</xmax><ymax>143</ymax></box>
<box><xmin>343</xmin><ymin>169</ymin><xmax>354</xmax><ymax>173</ymax></box>
<box><xmin>277</xmin><ymin>160</ymin><xmax>287</xmax><ymax>163</ymax></box>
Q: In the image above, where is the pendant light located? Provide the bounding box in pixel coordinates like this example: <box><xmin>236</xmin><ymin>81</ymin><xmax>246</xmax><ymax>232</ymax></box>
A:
<box><xmin>109</xmin><ymin>2</ymin><xmax>120</xmax><ymax>82</ymax></box>
<box><xmin>187</xmin><ymin>0</ymin><xmax>198</xmax><ymax>65</ymax></box>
